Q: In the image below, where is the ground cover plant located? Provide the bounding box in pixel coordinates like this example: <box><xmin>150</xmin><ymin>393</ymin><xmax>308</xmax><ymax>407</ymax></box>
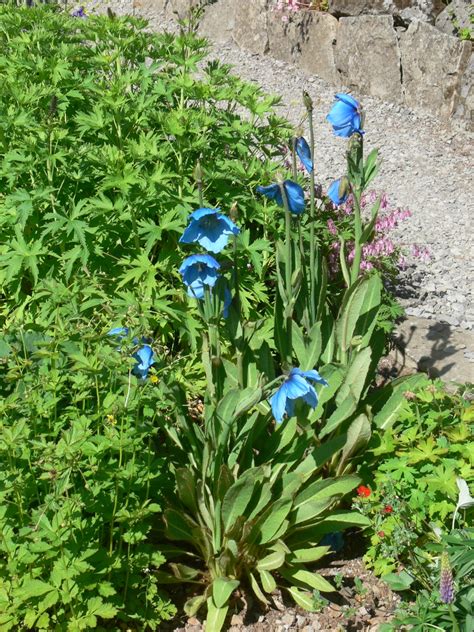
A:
<box><xmin>1</xmin><ymin>3</ymin><xmax>472</xmax><ymax>632</ymax></box>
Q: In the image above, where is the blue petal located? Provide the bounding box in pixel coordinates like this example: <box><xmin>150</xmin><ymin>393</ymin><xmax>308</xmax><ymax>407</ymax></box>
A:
<box><xmin>270</xmin><ymin>384</ymin><xmax>288</xmax><ymax>423</ymax></box>
<box><xmin>187</xmin><ymin>279</ymin><xmax>205</xmax><ymax>299</ymax></box>
<box><xmin>179</xmin><ymin>254</ymin><xmax>220</xmax><ymax>274</ymax></box>
<box><xmin>179</xmin><ymin>220</ymin><xmax>201</xmax><ymax>244</ymax></box>
<box><xmin>220</xmin><ymin>215</ymin><xmax>240</xmax><ymax>235</ymax></box>
<box><xmin>198</xmin><ymin>232</ymin><xmax>230</xmax><ymax>254</ymax></box>
<box><xmin>132</xmin><ymin>345</ymin><xmax>154</xmax><ymax>379</ymax></box>
<box><xmin>335</xmin><ymin>93</ymin><xmax>359</xmax><ymax>109</ymax></box>
<box><xmin>190</xmin><ymin>207</ymin><xmax>220</xmax><ymax>221</ymax></box>
<box><xmin>108</xmin><ymin>327</ymin><xmax>129</xmax><ymax>337</ymax></box>
<box><xmin>284</xmin><ymin>180</ymin><xmax>305</xmax><ymax>215</ymax></box>
<box><xmin>295</xmin><ymin>137</ymin><xmax>313</xmax><ymax>173</ymax></box>
<box><xmin>302</xmin><ymin>384</ymin><xmax>318</xmax><ymax>409</ymax></box>
<box><xmin>257</xmin><ymin>183</ymin><xmax>283</xmax><ymax>206</ymax></box>
<box><xmin>327</xmin><ymin>179</ymin><xmax>348</xmax><ymax>206</ymax></box>
<box><xmin>285</xmin><ymin>374</ymin><xmax>310</xmax><ymax>399</ymax></box>
<box><xmin>301</xmin><ymin>369</ymin><xmax>328</xmax><ymax>386</ymax></box>
<box><xmin>285</xmin><ymin>398</ymin><xmax>296</xmax><ymax>418</ymax></box>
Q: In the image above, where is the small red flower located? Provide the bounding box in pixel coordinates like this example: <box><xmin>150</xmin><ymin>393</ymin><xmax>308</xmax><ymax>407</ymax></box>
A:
<box><xmin>357</xmin><ymin>485</ymin><xmax>371</xmax><ymax>498</ymax></box>
<box><xmin>383</xmin><ymin>505</ymin><xmax>393</xmax><ymax>514</ymax></box>
<box><xmin>377</xmin><ymin>531</ymin><xmax>385</xmax><ymax>538</ymax></box>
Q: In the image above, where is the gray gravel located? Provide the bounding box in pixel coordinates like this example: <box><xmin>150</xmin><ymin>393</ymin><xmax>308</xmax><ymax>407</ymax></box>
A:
<box><xmin>141</xmin><ymin>10</ymin><xmax>474</xmax><ymax>331</ymax></box>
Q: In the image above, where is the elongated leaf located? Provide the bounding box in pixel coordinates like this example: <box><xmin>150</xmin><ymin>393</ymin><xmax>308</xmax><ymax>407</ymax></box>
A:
<box><xmin>294</xmin><ymin>435</ymin><xmax>346</xmax><ymax>478</ymax></box>
<box><xmin>290</xmin><ymin>498</ymin><xmax>335</xmax><ymax>525</ymax></box>
<box><xmin>286</xmin><ymin>586</ymin><xmax>315</xmax><ymax>611</ymax></box>
<box><xmin>184</xmin><ymin>594</ymin><xmax>206</xmax><ymax>617</ymax></box>
<box><xmin>164</xmin><ymin>509</ymin><xmax>198</xmax><ymax>543</ymax></box>
<box><xmin>259</xmin><ymin>570</ymin><xmax>276</xmax><ymax>593</ymax></box>
<box><xmin>294</xmin><ymin>476</ymin><xmax>359</xmax><ymax>508</ymax></box>
<box><xmin>337</xmin><ymin>414</ymin><xmax>371</xmax><ymax>475</ymax></box>
<box><xmin>319</xmin><ymin>393</ymin><xmax>356</xmax><ymax>439</ymax></box>
<box><xmin>249</xmin><ymin>572</ymin><xmax>270</xmax><ymax>605</ymax></box>
<box><xmin>206</xmin><ymin>597</ymin><xmax>228</xmax><ymax>632</ymax></box>
<box><xmin>288</xmin><ymin>546</ymin><xmax>330</xmax><ymax>564</ymax></box>
<box><xmin>256</xmin><ymin>550</ymin><xmax>285</xmax><ymax>572</ymax></box>
<box><xmin>281</xmin><ymin>567</ymin><xmax>334</xmax><ymax>592</ymax></box>
<box><xmin>221</xmin><ymin>476</ymin><xmax>258</xmax><ymax>533</ymax></box>
<box><xmin>335</xmin><ymin>347</ymin><xmax>372</xmax><ymax>406</ymax></box>
<box><xmin>250</xmin><ymin>498</ymin><xmax>293</xmax><ymax>545</ymax></box>
<box><xmin>176</xmin><ymin>468</ymin><xmax>197</xmax><ymax>512</ymax></box>
<box><xmin>212</xmin><ymin>577</ymin><xmax>239</xmax><ymax>609</ymax></box>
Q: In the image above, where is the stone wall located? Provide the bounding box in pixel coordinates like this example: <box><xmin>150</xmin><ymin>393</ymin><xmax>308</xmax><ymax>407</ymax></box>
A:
<box><xmin>109</xmin><ymin>1</ymin><xmax>473</xmax><ymax>126</ymax></box>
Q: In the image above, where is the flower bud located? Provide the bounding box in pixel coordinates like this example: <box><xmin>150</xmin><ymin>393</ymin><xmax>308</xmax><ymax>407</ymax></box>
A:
<box><xmin>193</xmin><ymin>160</ymin><xmax>203</xmax><ymax>186</ymax></box>
<box><xmin>303</xmin><ymin>90</ymin><xmax>313</xmax><ymax>113</ymax></box>
<box><xmin>440</xmin><ymin>552</ymin><xmax>455</xmax><ymax>604</ymax></box>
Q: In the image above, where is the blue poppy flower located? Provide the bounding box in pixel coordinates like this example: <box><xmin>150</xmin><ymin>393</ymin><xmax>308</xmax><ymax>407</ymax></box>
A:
<box><xmin>179</xmin><ymin>208</ymin><xmax>240</xmax><ymax>254</ymax></box>
<box><xmin>257</xmin><ymin>180</ymin><xmax>305</xmax><ymax>215</ymax></box>
<box><xmin>179</xmin><ymin>254</ymin><xmax>220</xmax><ymax>299</ymax></box>
<box><xmin>295</xmin><ymin>137</ymin><xmax>313</xmax><ymax>173</ymax></box>
<box><xmin>327</xmin><ymin>93</ymin><xmax>363</xmax><ymax>138</ymax></box>
<box><xmin>327</xmin><ymin>178</ymin><xmax>349</xmax><ymax>206</ymax></box>
<box><xmin>132</xmin><ymin>345</ymin><xmax>154</xmax><ymax>380</ymax></box>
<box><xmin>269</xmin><ymin>368</ymin><xmax>328</xmax><ymax>423</ymax></box>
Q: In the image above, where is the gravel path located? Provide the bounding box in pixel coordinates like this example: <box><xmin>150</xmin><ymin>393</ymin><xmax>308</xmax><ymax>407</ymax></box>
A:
<box><xmin>143</xmin><ymin>10</ymin><xmax>474</xmax><ymax>332</ymax></box>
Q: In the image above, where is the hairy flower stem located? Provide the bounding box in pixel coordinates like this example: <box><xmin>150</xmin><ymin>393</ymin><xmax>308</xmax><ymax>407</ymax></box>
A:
<box><xmin>279</xmin><ymin>182</ymin><xmax>293</xmax><ymax>369</ymax></box>
<box><xmin>291</xmin><ymin>137</ymin><xmax>298</xmax><ymax>180</ymax></box>
<box><xmin>350</xmin><ymin>187</ymin><xmax>363</xmax><ymax>284</ymax></box>
<box><xmin>307</xmin><ymin>105</ymin><xmax>317</xmax><ymax>324</ymax></box>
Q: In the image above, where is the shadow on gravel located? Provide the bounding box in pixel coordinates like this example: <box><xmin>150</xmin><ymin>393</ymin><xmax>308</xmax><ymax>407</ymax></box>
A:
<box><xmin>395</xmin><ymin>321</ymin><xmax>458</xmax><ymax>379</ymax></box>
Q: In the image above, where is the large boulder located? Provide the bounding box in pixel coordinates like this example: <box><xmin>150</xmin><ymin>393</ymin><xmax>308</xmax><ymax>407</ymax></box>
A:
<box><xmin>335</xmin><ymin>15</ymin><xmax>402</xmax><ymax>101</ymax></box>
<box><xmin>400</xmin><ymin>20</ymin><xmax>472</xmax><ymax>118</ymax></box>
<box><xmin>267</xmin><ymin>8</ymin><xmax>306</xmax><ymax>64</ymax></box>
<box><xmin>299</xmin><ymin>11</ymin><xmax>339</xmax><ymax>84</ymax></box>
<box><xmin>233</xmin><ymin>0</ymin><xmax>271</xmax><ymax>55</ymax></box>
<box><xmin>435</xmin><ymin>0</ymin><xmax>473</xmax><ymax>37</ymax></box>
<box><xmin>329</xmin><ymin>1</ymin><xmax>445</xmax><ymax>24</ymax></box>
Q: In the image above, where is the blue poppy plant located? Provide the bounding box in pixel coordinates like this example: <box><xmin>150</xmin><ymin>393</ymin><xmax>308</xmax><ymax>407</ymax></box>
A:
<box><xmin>327</xmin><ymin>93</ymin><xmax>363</xmax><ymax>138</ymax></box>
<box><xmin>295</xmin><ymin>137</ymin><xmax>313</xmax><ymax>173</ymax></box>
<box><xmin>179</xmin><ymin>254</ymin><xmax>220</xmax><ymax>299</ymax></box>
<box><xmin>270</xmin><ymin>368</ymin><xmax>328</xmax><ymax>423</ymax></box>
<box><xmin>179</xmin><ymin>208</ymin><xmax>240</xmax><ymax>254</ymax></box>
<box><xmin>327</xmin><ymin>178</ymin><xmax>349</xmax><ymax>206</ymax></box>
<box><xmin>257</xmin><ymin>180</ymin><xmax>305</xmax><ymax>215</ymax></box>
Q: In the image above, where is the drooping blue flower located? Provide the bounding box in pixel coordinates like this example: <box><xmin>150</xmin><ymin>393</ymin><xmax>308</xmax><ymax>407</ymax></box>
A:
<box><xmin>327</xmin><ymin>178</ymin><xmax>349</xmax><ymax>206</ymax></box>
<box><xmin>295</xmin><ymin>137</ymin><xmax>313</xmax><ymax>173</ymax></box>
<box><xmin>179</xmin><ymin>254</ymin><xmax>220</xmax><ymax>299</ymax></box>
<box><xmin>257</xmin><ymin>180</ymin><xmax>305</xmax><ymax>215</ymax></box>
<box><xmin>270</xmin><ymin>368</ymin><xmax>328</xmax><ymax>423</ymax></box>
<box><xmin>327</xmin><ymin>93</ymin><xmax>363</xmax><ymax>138</ymax></box>
<box><xmin>179</xmin><ymin>208</ymin><xmax>240</xmax><ymax>254</ymax></box>
<box><xmin>132</xmin><ymin>345</ymin><xmax>154</xmax><ymax>380</ymax></box>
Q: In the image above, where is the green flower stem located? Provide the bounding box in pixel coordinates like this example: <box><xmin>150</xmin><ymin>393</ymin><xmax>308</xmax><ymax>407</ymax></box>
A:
<box><xmin>291</xmin><ymin>137</ymin><xmax>298</xmax><ymax>180</ymax></box>
<box><xmin>350</xmin><ymin>187</ymin><xmax>363</xmax><ymax>284</ymax></box>
<box><xmin>448</xmin><ymin>606</ymin><xmax>460</xmax><ymax>632</ymax></box>
<box><xmin>279</xmin><ymin>182</ymin><xmax>293</xmax><ymax>369</ymax></box>
<box><xmin>307</xmin><ymin>107</ymin><xmax>317</xmax><ymax>324</ymax></box>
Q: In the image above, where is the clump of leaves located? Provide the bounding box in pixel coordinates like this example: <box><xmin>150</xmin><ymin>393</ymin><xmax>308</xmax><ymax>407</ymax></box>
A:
<box><xmin>355</xmin><ymin>379</ymin><xmax>473</xmax><ymax>577</ymax></box>
<box><xmin>0</xmin><ymin>316</ymin><xmax>181</xmax><ymax>630</ymax></box>
<box><xmin>0</xmin><ymin>4</ymin><xmax>291</xmax><ymax>342</ymax></box>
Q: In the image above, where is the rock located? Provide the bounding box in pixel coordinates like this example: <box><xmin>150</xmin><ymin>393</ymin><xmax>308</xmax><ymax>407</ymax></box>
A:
<box><xmin>281</xmin><ymin>612</ymin><xmax>296</xmax><ymax>626</ymax></box>
<box><xmin>435</xmin><ymin>0</ymin><xmax>473</xmax><ymax>37</ymax></box>
<box><xmin>454</xmin><ymin>52</ymin><xmax>474</xmax><ymax>128</ymax></box>
<box><xmin>233</xmin><ymin>0</ymin><xmax>271</xmax><ymax>55</ymax></box>
<box><xmin>198</xmin><ymin>0</ymin><xmax>235</xmax><ymax>44</ymax></box>
<box><xmin>335</xmin><ymin>15</ymin><xmax>403</xmax><ymax>101</ymax></box>
<box><xmin>299</xmin><ymin>11</ymin><xmax>339</xmax><ymax>84</ymax></box>
<box><xmin>267</xmin><ymin>9</ymin><xmax>306</xmax><ymax>64</ymax></box>
<box><xmin>329</xmin><ymin>0</ymin><xmax>445</xmax><ymax>24</ymax></box>
<box><xmin>133</xmin><ymin>0</ymin><xmax>166</xmax><ymax>14</ymax></box>
<box><xmin>400</xmin><ymin>20</ymin><xmax>471</xmax><ymax>118</ymax></box>
<box><xmin>230</xmin><ymin>614</ymin><xmax>244</xmax><ymax>626</ymax></box>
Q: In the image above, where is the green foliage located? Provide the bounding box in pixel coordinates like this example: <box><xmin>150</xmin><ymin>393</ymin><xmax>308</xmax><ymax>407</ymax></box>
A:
<box><xmin>382</xmin><ymin>528</ymin><xmax>474</xmax><ymax>632</ymax></box>
<box><xmin>355</xmin><ymin>379</ymin><xmax>473</xmax><ymax>577</ymax></box>
<box><xmin>0</xmin><ymin>4</ymin><xmax>291</xmax><ymax>344</ymax></box>
<box><xmin>0</xmin><ymin>318</ymin><xmax>177</xmax><ymax>630</ymax></box>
